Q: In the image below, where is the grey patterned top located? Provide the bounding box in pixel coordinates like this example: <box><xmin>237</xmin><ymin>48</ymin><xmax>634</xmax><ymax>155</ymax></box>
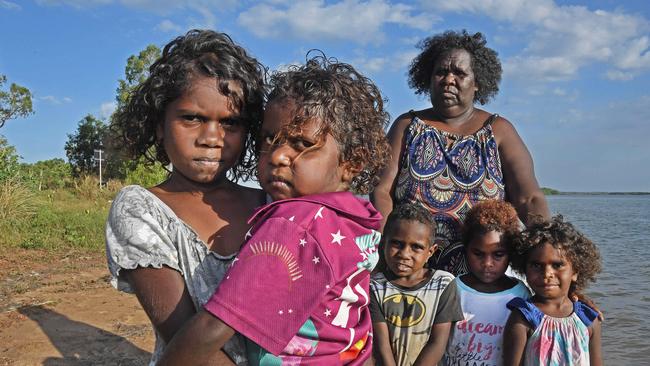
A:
<box><xmin>106</xmin><ymin>185</ymin><xmax>247</xmax><ymax>365</ymax></box>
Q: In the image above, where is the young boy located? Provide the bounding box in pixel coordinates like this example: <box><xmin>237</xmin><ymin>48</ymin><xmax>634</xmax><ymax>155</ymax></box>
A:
<box><xmin>370</xmin><ymin>204</ymin><xmax>463</xmax><ymax>366</ymax></box>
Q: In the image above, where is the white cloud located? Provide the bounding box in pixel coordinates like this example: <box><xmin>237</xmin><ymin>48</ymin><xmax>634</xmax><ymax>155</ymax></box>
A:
<box><xmin>35</xmin><ymin>0</ymin><xmax>238</xmax><ymax>28</ymax></box>
<box><xmin>422</xmin><ymin>0</ymin><xmax>650</xmax><ymax>82</ymax></box>
<box><xmin>352</xmin><ymin>50</ymin><xmax>418</xmax><ymax>74</ymax></box>
<box><xmin>1</xmin><ymin>0</ymin><xmax>21</xmax><ymax>10</ymax></box>
<box><xmin>99</xmin><ymin>101</ymin><xmax>117</xmax><ymax>119</ymax></box>
<box><xmin>156</xmin><ymin>19</ymin><xmax>182</xmax><ymax>33</ymax></box>
<box><xmin>238</xmin><ymin>0</ymin><xmax>436</xmax><ymax>44</ymax></box>
<box><xmin>39</xmin><ymin>95</ymin><xmax>72</xmax><ymax>105</ymax></box>
<box><xmin>36</xmin><ymin>0</ymin><xmax>111</xmax><ymax>7</ymax></box>
<box><xmin>606</xmin><ymin>69</ymin><xmax>635</xmax><ymax>81</ymax></box>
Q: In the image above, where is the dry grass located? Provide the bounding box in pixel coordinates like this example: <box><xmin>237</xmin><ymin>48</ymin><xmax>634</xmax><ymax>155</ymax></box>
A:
<box><xmin>0</xmin><ymin>177</ymin><xmax>37</xmax><ymax>221</ymax></box>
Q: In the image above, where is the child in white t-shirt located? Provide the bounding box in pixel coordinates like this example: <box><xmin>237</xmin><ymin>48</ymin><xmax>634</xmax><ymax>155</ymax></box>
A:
<box><xmin>443</xmin><ymin>200</ymin><xmax>531</xmax><ymax>365</ymax></box>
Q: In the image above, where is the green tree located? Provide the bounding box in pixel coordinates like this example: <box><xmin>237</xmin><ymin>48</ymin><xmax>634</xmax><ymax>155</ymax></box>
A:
<box><xmin>108</xmin><ymin>44</ymin><xmax>165</xmax><ymax>182</ymax></box>
<box><xmin>0</xmin><ymin>75</ymin><xmax>34</xmax><ymax>128</ymax></box>
<box><xmin>65</xmin><ymin>114</ymin><xmax>108</xmax><ymax>177</ymax></box>
<box><xmin>115</xmin><ymin>44</ymin><xmax>161</xmax><ymax>110</ymax></box>
<box><xmin>0</xmin><ymin>135</ymin><xmax>20</xmax><ymax>181</ymax></box>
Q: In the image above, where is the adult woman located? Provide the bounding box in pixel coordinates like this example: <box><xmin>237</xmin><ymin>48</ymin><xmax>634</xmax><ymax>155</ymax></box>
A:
<box><xmin>371</xmin><ymin>30</ymin><xmax>549</xmax><ymax>276</ymax></box>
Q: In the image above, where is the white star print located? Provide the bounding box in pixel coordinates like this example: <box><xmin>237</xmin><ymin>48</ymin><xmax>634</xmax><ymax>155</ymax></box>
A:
<box><xmin>288</xmin><ymin>216</ymin><xmax>295</xmax><ymax>221</ymax></box>
<box><xmin>299</xmin><ymin>238</ymin><xmax>307</xmax><ymax>247</ymax></box>
<box><xmin>324</xmin><ymin>308</ymin><xmax>332</xmax><ymax>317</ymax></box>
<box><xmin>331</xmin><ymin>230</ymin><xmax>345</xmax><ymax>245</ymax></box>
<box><xmin>279</xmin><ymin>310</ymin><xmax>284</xmax><ymax>315</ymax></box>
<box><xmin>326</xmin><ymin>285</ymin><xmax>330</xmax><ymax>289</ymax></box>
<box><xmin>314</xmin><ymin>206</ymin><xmax>324</xmax><ymax>219</ymax></box>
<box><xmin>288</xmin><ymin>309</ymin><xmax>293</xmax><ymax>314</ymax></box>
<box><xmin>312</xmin><ymin>256</ymin><xmax>320</xmax><ymax>264</ymax></box>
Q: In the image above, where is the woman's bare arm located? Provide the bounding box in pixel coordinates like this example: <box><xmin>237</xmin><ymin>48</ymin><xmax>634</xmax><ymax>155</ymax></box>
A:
<box><xmin>370</xmin><ymin>114</ymin><xmax>412</xmax><ymax>230</ymax></box>
<box><xmin>493</xmin><ymin>117</ymin><xmax>550</xmax><ymax>224</ymax></box>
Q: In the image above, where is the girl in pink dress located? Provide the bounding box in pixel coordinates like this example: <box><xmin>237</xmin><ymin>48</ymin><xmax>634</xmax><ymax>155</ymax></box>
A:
<box><xmin>504</xmin><ymin>216</ymin><xmax>602</xmax><ymax>366</ymax></box>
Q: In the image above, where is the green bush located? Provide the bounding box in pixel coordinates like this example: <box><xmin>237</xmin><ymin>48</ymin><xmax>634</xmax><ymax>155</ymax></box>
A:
<box><xmin>19</xmin><ymin>158</ymin><xmax>73</xmax><ymax>190</ymax></box>
<box><xmin>124</xmin><ymin>159</ymin><xmax>168</xmax><ymax>187</ymax></box>
<box><xmin>0</xmin><ymin>135</ymin><xmax>20</xmax><ymax>182</ymax></box>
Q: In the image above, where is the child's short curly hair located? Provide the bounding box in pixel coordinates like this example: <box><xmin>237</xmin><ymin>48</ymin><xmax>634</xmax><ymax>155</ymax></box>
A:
<box><xmin>462</xmin><ymin>200</ymin><xmax>521</xmax><ymax>247</ymax></box>
<box><xmin>408</xmin><ymin>30</ymin><xmax>502</xmax><ymax>105</ymax></box>
<box><xmin>111</xmin><ymin>29</ymin><xmax>265</xmax><ymax>181</ymax></box>
<box><xmin>266</xmin><ymin>52</ymin><xmax>390</xmax><ymax>194</ymax></box>
<box><xmin>385</xmin><ymin>203</ymin><xmax>436</xmax><ymax>245</ymax></box>
<box><xmin>510</xmin><ymin>215</ymin><xmax>602</xmax><ymax>293</ymax></box>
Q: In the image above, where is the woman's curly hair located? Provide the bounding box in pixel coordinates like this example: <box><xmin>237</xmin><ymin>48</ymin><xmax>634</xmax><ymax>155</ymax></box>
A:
<box><xmin>266</xmin><ymin>51</ymin><xmax>390</xmax><ymax>194</ymax></box>
<box><xmin>408</xmin><ymin>30</ymin><xmax>502</xmax><ymax>105</ymax></box>
<box><xmin>462</xmin><ymin>200</ymin><xmax>521</xmax><ymax>249</ymax></box>
<box><xmin>510</xmin><ymin>215</ymin><xmax>602</xmax><ymax>293</ymax></box>
<box><xmin>111</xmin><ymin>29</ymin><xmax>265</xmax><ymax>182</ymax></box>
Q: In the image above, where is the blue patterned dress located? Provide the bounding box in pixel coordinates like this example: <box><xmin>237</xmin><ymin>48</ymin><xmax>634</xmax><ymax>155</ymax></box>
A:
<box><xmin>394</xmin><ymin>113</ymin><xmax>505</xmax><ymax>275</ymax></box>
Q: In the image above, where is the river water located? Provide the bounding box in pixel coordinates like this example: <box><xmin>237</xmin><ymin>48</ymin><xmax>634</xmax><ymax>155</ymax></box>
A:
<box><xmin>547</xmin><ymin>194</ymin><xmax>650</xmax><ymax>364</ymax></box>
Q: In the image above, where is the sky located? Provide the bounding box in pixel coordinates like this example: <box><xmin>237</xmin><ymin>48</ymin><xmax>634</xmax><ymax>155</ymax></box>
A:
<box><xmin>1</xmin><ymin>0</ymin><xmax>649</xmax><ymax>192</ymax></box>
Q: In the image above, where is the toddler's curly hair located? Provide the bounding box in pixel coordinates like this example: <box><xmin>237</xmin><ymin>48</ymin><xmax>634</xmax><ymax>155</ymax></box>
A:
<box><xmin>266</xmin><ymin>51</ymin><xmax>390</xmax><ymax>194</ymax></box>
<box><xmin>510</xmin><ymin>215</ymin><xmax>602</xmax><ymax>293</ymax></box>
<box><xmin>111</xmin><ymin>29</ymin><xmax>265</xmax><ymax>181</ymax></box>
<box><xmin>462</xmin><ymin>200</ymin><xmax>521</xmax><ymax>247</ymax></box>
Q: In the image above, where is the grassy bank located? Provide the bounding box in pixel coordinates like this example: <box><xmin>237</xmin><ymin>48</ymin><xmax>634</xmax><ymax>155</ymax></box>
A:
<box><xmin>0</xmin><ymin>178</ymin><xmax>121</xmax><ymax>252</ymax></box>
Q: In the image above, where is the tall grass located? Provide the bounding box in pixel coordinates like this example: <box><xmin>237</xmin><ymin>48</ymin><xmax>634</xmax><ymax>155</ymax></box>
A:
<box><xmin>0</xmin><ymin>178</ymin><xmax>124</xmax><ymax>251</ymax></box>
<box><xmin>0</xmin><ymin>177</ymin><xmax>36</xmax><ymax>221</ymax></box>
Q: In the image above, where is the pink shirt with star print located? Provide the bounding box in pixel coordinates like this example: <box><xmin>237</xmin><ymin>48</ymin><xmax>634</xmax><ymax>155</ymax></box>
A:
<box><xmin>204</xmin><ymin>191</ymin><xmax>382</xmax><ymax>365</ymax></box>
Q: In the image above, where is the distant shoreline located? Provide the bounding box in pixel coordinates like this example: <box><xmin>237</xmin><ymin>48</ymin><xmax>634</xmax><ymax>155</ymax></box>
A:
<box><xmin>542</xmin><ymin>188</ymin><xmax>650</xmax><ymax>196</ymax></box>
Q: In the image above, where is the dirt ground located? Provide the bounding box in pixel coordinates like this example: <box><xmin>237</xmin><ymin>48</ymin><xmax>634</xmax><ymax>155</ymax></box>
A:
<box><xmin>0</xmin><ymin>249</ymin><xmax>154</xmax><ymax>366</ymax></box>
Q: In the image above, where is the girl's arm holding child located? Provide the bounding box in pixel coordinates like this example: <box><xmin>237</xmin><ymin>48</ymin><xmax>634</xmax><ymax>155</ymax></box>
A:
<box><xmin>125</xmin><ymin>268</ymin><xmax>197</xmax><ymax>343</ymax></box>
<box><xmin>158</xmin><ymin>310</ymin><xmax>234</xmax><ymax>365</ymax></box>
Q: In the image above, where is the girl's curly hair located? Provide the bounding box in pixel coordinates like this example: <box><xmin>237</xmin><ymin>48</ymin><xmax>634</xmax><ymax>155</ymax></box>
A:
<box><xmin>510</xmin><ymin>215</ymin><xmax>602</xmax><ymax>293</ymax></box>
<box><xmin>408</xmin><ymin>30</ymin><xmax>502</xmax><ymax>105</ymax></box>
<box><xmin>111</xmin><ymin>29</ymin><xmax>265</xmax><ymax>182</ymax></box>
<box><xmin>462</xmin><ymin>200</ymin><xmax>521</xmax><ymax>248</ymax></box>
<box><xmin>266</xmin><ymin>51</ymin><xmax>390</xmax><ymax>194</ymax></box>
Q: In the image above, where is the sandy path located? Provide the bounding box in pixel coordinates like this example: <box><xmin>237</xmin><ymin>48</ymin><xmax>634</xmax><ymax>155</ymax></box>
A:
<box><xmin>0</xmin><ymin>249</ymin><xmax>154</xmax><ymax>366</ymax></box>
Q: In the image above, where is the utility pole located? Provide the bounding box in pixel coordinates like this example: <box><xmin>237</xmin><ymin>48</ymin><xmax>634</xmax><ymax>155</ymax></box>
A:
<box><xmin>93</xmin><ymin>148</ymin><xmax>104</xmax><ymax>188</ymax></box>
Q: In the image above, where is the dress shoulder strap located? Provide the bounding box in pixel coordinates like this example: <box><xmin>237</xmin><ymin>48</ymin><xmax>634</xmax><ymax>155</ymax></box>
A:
<box><xmin>574</xmin><ymin>301</ymin><xmax>599</xmax><ymax>327</ymax></box>
<box><xmin>507</xmin><ymin>297</ymin><xmax>543</xmax><ymax>329</ymax></box>
<box><xmin>408</xmin><ymin>109</ymin><xmax>417</xmax><ymax>120</ymax></box>
<box><xmin>483</xmin><ymin>113</ymin><xmax>499</xmax><ymax>127</ymax></box>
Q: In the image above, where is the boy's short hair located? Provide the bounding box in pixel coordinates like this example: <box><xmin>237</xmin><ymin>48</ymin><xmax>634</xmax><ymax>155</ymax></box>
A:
<box><xmin>266</xmin><ymin>51</ymin><xmax>390</xmax><ymax>194</ymax></box>
<box><xmin>384</xmin><ymin>203</ymin><xmax>436</xmax><ymax>245</ymax></box>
